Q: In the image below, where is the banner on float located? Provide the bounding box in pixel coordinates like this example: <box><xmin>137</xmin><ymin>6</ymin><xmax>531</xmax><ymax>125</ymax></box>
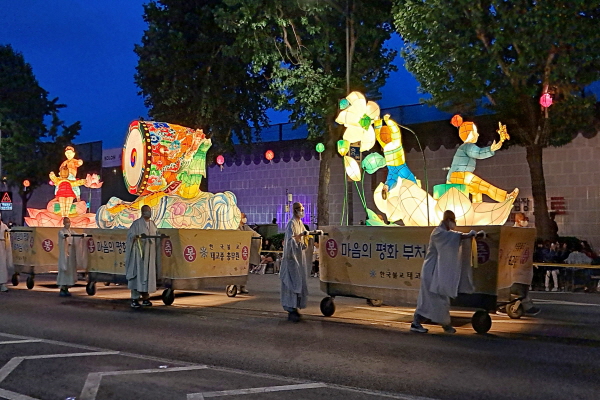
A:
<box><xmin>10</xmin><ymin>227</ymin><xmax>61</xmax><ymax>272</ymax></box>
<box><xmin>84</xmin><ymin>228</ymin><xmax>128</xmax><ymax>276</ymax></box>
<box><xmin>10</xmin><ymin>228</ymin><xmax>35</xmax><ymax>267</ymax></box>
<box><xmin>497</xmin><ymin>226</ymin><xmax>536</xmax><ymax>288</ymax></box>
<box><xmin>160</xmin><ymin>229</ymin><xmax>253</xmax><ymax>279</ymax></box>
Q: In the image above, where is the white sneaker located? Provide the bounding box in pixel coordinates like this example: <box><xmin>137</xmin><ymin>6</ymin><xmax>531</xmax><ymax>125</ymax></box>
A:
<box><xmin>545</xmin><ymin>287</ymin><xmax>550</xmax><ymax>291</ymax></box>
<box><xmin>552</xmin><ymin>288</ymin><xmax>559</xmax><ymax>292</ymax></box>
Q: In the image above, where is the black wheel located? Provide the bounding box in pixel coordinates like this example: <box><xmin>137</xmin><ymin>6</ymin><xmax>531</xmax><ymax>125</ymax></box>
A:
<box><xmin>471</xmin><ymin>310</ymin><xmax>492</xmax><ymax>334</ymax></box>
<box><xmin>506</xmin><ymin>301</ymin><xmax>524</xmax><ymax>319</ymax></box>
<box><xmin>11</xmin><ymin>273</ymin><xmax>19</xmax><ymax>287</ymax></box>
<box><xmin>367</xmin><ymin>299</ymin><xmax>383</xmax><ymax>307</ymax></box>
<box><xmin>162</xmin><ymin>288</ymin><xmax>175</xmax><ymax>306</ymax></box>
<box><xmin>320</xmin><ymin>297</ymin><xmax>336</xmax><ymax>317</ymax></box>
<box><xmin>226</xmin><ymin>285</ymin><xmax>237</xmax><ymax>297</ymax></box>
<box><xmin>26</xmin><ymin>275</ymin><xmax>34</xmax><ymax>290</ymax></box>
<box><xmin>86</xmin><ymin>281</ymin><xmax>97</xmax><ymax>296</ymax></box>
<box><xmin>103</xmin><ymin>282</ymin><xmax>111</xmax><ymax>287</ymax></box>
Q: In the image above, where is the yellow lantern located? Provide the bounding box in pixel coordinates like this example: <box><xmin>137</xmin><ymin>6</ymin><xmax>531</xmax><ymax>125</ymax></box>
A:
<box><xmin>343</xmin><ymin>156</ymin><xmax>361</xmax><ymax>181</ymax></box>
<box><xmin>337</xmin><ymin>140</ymin><xmax>350</xmax><ymax>156</ymax></box>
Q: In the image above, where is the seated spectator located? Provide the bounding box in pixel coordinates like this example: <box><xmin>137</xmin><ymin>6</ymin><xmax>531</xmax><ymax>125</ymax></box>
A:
<box><xmin>565</xmin><ymin>245</ymin><xmax>593</xmax><ymax>265</ymax></box>
<box><xmin>554</xmin><ymin>242</ymin><xmax>570</xmax><ymax>263</ymax></box>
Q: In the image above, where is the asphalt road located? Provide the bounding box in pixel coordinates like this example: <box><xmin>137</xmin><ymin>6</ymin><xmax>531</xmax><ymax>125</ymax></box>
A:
<box><xmin>0</xmin><ymin>274</ymin><xmax>599</xmax><ymax>400</ymax></box>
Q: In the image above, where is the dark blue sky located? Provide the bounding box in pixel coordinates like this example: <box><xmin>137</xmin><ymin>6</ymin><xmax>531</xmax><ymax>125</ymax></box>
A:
<box><xmin>0</xmin><ymin>1</ymin><xmax>421</xmax><ymax>149</ymax></box>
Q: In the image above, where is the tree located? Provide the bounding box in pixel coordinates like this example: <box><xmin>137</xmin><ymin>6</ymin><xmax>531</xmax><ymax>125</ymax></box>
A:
<box><xmin>135</xmin><ymin>0</ymin><xmax>272</xmax><ymax>156</ymax></box>
<box><xmin>0</xmin><ymin>44</ymin><xmax>80</xmax><ymax>223</ymax></box>
<box><xmin>393</xmin><ymin>0</ymin><xmax>600</xmax><ymax>239</ymax></box>
<box><xmin>219</xmin><ymin>0</ymin><xmax>397</xmax><ymax>225</ymax></box>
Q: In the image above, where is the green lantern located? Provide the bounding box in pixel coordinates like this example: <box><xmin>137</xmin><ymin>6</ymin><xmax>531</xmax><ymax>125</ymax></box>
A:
<box><xmin>315</xmin><ymin>143</ymin><xmax>325</xmax><ymax>153</ymax></box>
<box><xmin>361</xmin><ymin>153</ymin><xmax>386</xmax><ymax>174</ymax></box>
<box><xmin>337</xmin><ymin>140</ymin><xmax>350</xmax><ymax>156</ymax></box>
<box><xmin>339</xmin><ymin>98</ymin><xmax>350</xmax><ymax>110</ymax></box>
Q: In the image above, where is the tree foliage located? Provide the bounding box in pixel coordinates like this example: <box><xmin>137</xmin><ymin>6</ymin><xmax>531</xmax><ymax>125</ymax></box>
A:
<box><xmin>393</xmin><ymin>0</ymin><xmax>600</xmax><ymax>238</ymax></box>
<box><xmin>0</xmin><ymin>44</ymin><xmax>80</xmax><ymax>219</ymax></box>
<box><xmin>219</xmin><ymin>0</ymin><xmax>397</xmax><ymax>224</ymax></box>
<box><xmin>135</xmin><ymin>0</ymin><xmax>272</xmax><ymax>151</ymax></box>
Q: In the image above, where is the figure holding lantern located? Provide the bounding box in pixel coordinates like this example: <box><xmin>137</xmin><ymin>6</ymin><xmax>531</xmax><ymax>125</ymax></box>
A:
<box><xmin>447</xmin><ymin>115</ymin><xmax>517</xmax><ymax>203</ymax></box>
<box><xmin>59</xmin><ymin>146</ymin><xmax>84</xmax><ymax>201</ymax></box>
<box><xmin>49</xmin><ymin>166</ymin><xmax>92</xmax><ymax>217</ymax></box>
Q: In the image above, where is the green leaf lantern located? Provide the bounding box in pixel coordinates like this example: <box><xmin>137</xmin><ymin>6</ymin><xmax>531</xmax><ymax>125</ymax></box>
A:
<box><xmin>339</xmin><ymin>98</ymin><xmax>350</xmax><ymax>110</ymax></box>
<box><xmin>315</xmin><ymin>143</ymin><xmax>325</xmax><ymax>153</ymax></box>
<box><xmin>359</xmin><ymin>114</ymin><xmax>372</xmax><ymax>130</ymax></box>
<box><xmin>361</xmin><ymin>153</ymin><xmax>386</xmax><ymax>174</ymax></box>
<box><xmin>337</xmin><ymin>139</ymin><xmax>350</xmax><ymax>156</ymax></box>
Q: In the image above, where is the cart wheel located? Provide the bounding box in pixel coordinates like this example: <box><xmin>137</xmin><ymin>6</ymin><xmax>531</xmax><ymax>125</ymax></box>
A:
<box><xmin>86</xmin><ymin>281</ymin><xmax>97</xmax><ymax>296</ymax></box>
<box><xmin>103</xmin><ymin>282</ymin><xmax>111</xmax><ymax>287</ymax></box>
<box><xmin>11</xmin><ymin>273</ymin><xmax>19</xmax><ymax>287</ymax></box>
<box><xmin>320</xmin><ymin>297</ymin><xmax>336</xmax><ymax>317</ymax></box>
<box><xmin>367</xmin><ymin>299</ymin><xmax>383</xmax><ymax>307</ymax></box>
<box><xmin>162</xmin><ymin>288</ymin><xmax>175</xmax><ymax>306</ymax></box>
<box><xmin>226</xmin><ymin>285</ymin><xmax>237</xmax><ymax>297</ymax></box>
<box><xmin>506</xmin><ymin>301</ymin><xmax>524</xmax><ymax>319</ymax></box>
<box><xmin>471</xmin><ymin>310</ymin><xmax>492</xmax><ymax>334</ymax></box>
<box><xmin>26</xmin><ymin>276</ymin><xmax>34</xmax><ymax>290</ymax></box>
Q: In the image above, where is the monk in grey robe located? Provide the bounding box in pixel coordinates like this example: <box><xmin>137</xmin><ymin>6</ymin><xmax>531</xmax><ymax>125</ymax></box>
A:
<box><xmin>280</xmin><ymin>202</ymin><xmax>310</xmax><ymax>322</ymax></box>
<box><xmin>0</xmin><ymin>213</ymin><xmax>11</xmax><ymax>293</ymax></box>
<box><xmin>411</xmin><ymin>210</ymin><xmax>480</xmax><ymax>334</ymax></box>
<box><xmin>57</xmin><ymin>217</ymin><xmax>80</xmax><ymax>296</ymax></box>
<box><xmin>125</xmin><ymin>205</ymin><xmax>159</xmax><ymax>308</ymax></box>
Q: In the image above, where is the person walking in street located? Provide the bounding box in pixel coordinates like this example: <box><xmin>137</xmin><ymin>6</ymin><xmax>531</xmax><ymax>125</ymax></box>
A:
<box><xmin>0</xmin><ymin>213</ymin><xmax>12</xmax><ymax>293</ymax></box>
<box><xmin>280</xmin><ymin>202</ymin><xmax>310</xmax><ymax>322</ymax></box>
<box><xmin>57</xmin><ymin>217</ymin><xmax>81</xmax><ymax>297</ymax></box>
<box><xmin>125</xmin><ymin>205</ymin><xmax>159</xmax><ymax>309</ymax></box>
<box><xmin>411</xmin><ymin>210</ymin><xmax>481</xmax><ymax>334</ymax></box>
<box><xmin>239</xmin><ymin>212</ymin><xmax>261</xmax><ymax>289</ymax></box>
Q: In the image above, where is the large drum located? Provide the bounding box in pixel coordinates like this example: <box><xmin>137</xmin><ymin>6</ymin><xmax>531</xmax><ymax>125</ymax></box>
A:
<box><xmin>122</xmin><ymin>121</ymin><xmax>199</xmax><ymax>195</ymax></box>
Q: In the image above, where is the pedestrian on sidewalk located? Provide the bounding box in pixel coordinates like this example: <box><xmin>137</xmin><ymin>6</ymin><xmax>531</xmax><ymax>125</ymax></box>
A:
<box><xmin>0</xmin><ymin>213</ymin><xmax>12</xmax><ymax>293</ymax></box>
<box><xmin>411</xmin><ymin>210</ymin><xmax>481</xmax><ymax>334</ymax></box>
<box><xmin>57</xmin><ymin>217</ymin><xmax>80</xmax><ymax>297</ymax></box>
<box><xmin>280</xmin><ymin>202</ymin><xmax>310</xmax><ymax>322</ymax></box>
<box><xmin>125</xmin><ymin>205</ymin><xmax>159</xmax><ymax>309</ymax></box>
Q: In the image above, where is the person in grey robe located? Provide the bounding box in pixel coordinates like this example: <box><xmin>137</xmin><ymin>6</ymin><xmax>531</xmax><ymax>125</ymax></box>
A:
<box><xmin>0</xmin><ymin>213</ymin><xmax>12</xmax><ymax>293</ymax></box>
<box><xmin>57</xmin><ymin>217</ymin><xmax>80</xmax><ymax>296</ymax></box>
<box><xmin>238</xmin><ymin>212</ymin><xmax>261</xmax><ymax>292</ymax></box>
<box><xmin>125</xmin><ymin>205</ymin><xmax>159</xmax><ymax>309</ymax></box>
<box><xmin>280</xmin><ymin>202</ymin><xmax>310</xmax><ymax>322</ymax></box>
<box><xmin>411</xmin><ymin>210</ymin><xmax>480</xmax><ymax>334</ymax></box>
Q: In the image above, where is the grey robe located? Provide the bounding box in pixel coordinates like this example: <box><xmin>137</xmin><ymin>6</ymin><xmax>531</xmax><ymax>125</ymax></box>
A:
<box><xmin>415</xmin><ymin>223</ymin><xmax>475</xmax><ymax>326</ymax></box>
<box><xmin>57</xmin><ymin>227</ymin><xmax>80</xmax><ymax>286</ymax></box>
<box><xmin>239</xmin><ymin>224</ymin><xmax>261</xmax><ymax>266</ymax></box>
<box><xmin>125</xmin><ymin>217</ymin><xmax>158</xmax><ymax>293</ymax></box>
<box><xmin>0</xmin><ymin>223</ymin><xmax>12</xmax><ymax>285</ymax></box>
<box><xmin>280</xmin><ymin>218</ymin><xmax>309</xmax><ymax>310</ymax></box>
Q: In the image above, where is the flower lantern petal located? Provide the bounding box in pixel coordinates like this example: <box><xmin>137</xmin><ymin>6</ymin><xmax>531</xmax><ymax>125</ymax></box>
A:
<box><xmin>343</xmin><ymin>125</ymin><xmax>364</xmax><ymax>143</ymax></box>
<box><xmin>365</xmin><ymin>101</ymin><xmax>380</xmax><ymax>120</ymax></box>
<box><xmin>343</xmin><ymin>156</ymin><xmax>361</xmax><ymax>181</ymax></box>
<box><xmin>360</xmin><ymin>125</ymin><xmax>377</xmax><ymax>152</ymax></box>
<box><xmin>346</xmin><ymin>91</ymin><xmax>366</xmax><ymax>104</ymax></box>
<box><xmin>335</xmin><ymin>110</ymin><xmax>349</xmax><ymax>125</ymax></box>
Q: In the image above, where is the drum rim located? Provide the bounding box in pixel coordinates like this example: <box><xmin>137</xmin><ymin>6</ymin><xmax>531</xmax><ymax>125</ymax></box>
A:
<box><xmin>123</xmin><ymin>121</ymin><xmax>152</xmax><ymax>195</ymax></box>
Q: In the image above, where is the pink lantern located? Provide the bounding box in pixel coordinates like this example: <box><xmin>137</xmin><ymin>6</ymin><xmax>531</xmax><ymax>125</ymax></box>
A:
<box><xmin>540</xmin><ymin>93</ymin><xmax>553</xmax><ymax>108</ymax></box>
<box><xmin>216</xmin><ymin>155</ymin><xmax>225</xmax><ymax>165</ymax></box>
<box><xmin>265</xmin><ymin>150</ymin><xmax>274</xmax><ymax>161</ymax></box>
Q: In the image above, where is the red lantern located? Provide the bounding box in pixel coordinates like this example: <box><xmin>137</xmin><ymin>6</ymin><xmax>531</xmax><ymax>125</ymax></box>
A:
<box><xmin>450</xmin><ymin>114</ymin><xmax>463</xmax><ymax>127</ymax></box>
<box><xmin>216</xmin><ymin>155</ymin><xmax>225</xmax><ymax>165</ymax></box>
<box><xmin>265</xmin><ymin>150</ymin><xmax>274</xmax><ymax>161</ymax></box>
<box><xmin>540</xmin><ymin>93</ymin><xmax>553</xmax><ymax>108</ymax></box>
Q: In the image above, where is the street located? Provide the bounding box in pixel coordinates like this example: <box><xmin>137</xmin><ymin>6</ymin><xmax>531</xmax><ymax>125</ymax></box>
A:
<box><xmin>0</xmin><ymin>273</ymin><xmax>599</xmax><ymax>400</ymax></box>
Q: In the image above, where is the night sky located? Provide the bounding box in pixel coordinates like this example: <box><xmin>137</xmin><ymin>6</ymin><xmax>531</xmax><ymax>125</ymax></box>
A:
<box><xmin>0</xmin><ymin>1</ymin><xmax>421</xmax><ymax>149</ymax></box>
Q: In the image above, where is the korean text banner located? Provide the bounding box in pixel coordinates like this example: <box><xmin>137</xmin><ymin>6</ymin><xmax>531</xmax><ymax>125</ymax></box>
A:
<box><xmin>84</xmin><ymin>228</ymin><xmax>128</xmax><ymax>276</ymax></box>
<box><xmin>11</xmin><ymin>227</ymin><xmax>61</xmax><ymax>273</ymax></box>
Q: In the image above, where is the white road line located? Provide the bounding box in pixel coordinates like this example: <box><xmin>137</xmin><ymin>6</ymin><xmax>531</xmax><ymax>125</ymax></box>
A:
<box><xmin>0</xmin><ymin>387</ymin><xmax>39</xmax><ymax>400</ymax></box>
<box><xmin>0</xmin><ymin>340</ymin><xmax>42</xmax><ymax>345</ymax></box>
<box><xmin>534</xmin><ymin>299</ymin><xmax>600</xmax><ymax>307</ymax></box>
<box><xmin>0</xmin><ymin>352</ymin><xmax>118</xmax><ymax>383</ymax></box>
<box><xmin>79</xmin><ymin>366</ymin><xmax>209</xmax><ymax>400</ymax></box>
<box><xmin>187</xmin><ymin>383</ymin><xmax>327</xmax><ymax>399</ymax></box>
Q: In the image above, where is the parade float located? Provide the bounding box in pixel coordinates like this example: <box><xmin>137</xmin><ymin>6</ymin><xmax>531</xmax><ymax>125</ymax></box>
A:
<box><xmin>319</xmin><ymin>92</ymin><xmax>536</xmax><ymax>333</ymax></box>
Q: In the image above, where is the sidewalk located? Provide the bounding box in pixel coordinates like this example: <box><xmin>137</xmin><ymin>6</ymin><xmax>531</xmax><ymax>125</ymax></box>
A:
<box><xmin>9</xmin><ymin>272</ymin><xmax>600</xmax><ymax>342</ymax></box>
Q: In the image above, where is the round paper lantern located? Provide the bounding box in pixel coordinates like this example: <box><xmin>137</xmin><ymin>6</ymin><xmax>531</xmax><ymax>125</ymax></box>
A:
<box><xmin>216</xmin><ymin>155</ymin><xmax>225</xmax><ymax>165</ymax></box>
<box><xmin>23</xmin><ymin>180</ymin><xmax>30</xmax><ymax>188</ymax></box>
<box><xmin>315</xmin><ymin>143</ymin><xmax>325</xmax><ymax>153</ymax></box>
<box><xmin>337</xmin><ymin>140</ymin><xmax>350</xmax><ymax>156</ymax></box>
<box><xmin>451</xmin><ymin>114</ymin><xmax>463</xmax><ymax>127</ymax></box>
<box><xmin>265</xmin><ymin>150</ymin><xmax>275</xmax><ymax>161</ymax></box>
<box><xmin>540</xmin><ymin>93</ymin><xmax>553</xmax><ymax>108</ymax></box>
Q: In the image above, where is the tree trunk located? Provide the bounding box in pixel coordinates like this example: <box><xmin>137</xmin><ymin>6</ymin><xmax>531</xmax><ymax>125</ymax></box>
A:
<box><xmin>20</xmin><ymin>190</ymin><xmax>31</xmax><ymax>226</ymax></box>
<box><xmin>525</xmin><ymin>144</ymin><xmax>550</xmax><ymax>240</ymax></box>
<box><xmin>317</xmin><ymin>122</ymin><xmax>338</xmax><ymax>227</ymax></box>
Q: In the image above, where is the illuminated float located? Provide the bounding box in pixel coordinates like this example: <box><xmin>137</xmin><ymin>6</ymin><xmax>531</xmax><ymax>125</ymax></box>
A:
<box><xmin>96</xmin><ymin>121</ymin><xmax>241</xmax><ymax>229</ymax></box>
<box><xmin>25</xmin><ymin>146</ymin><xmax>103</xmax><ymax>228</ymax></box>
<box><xmin>336</xmin><ymin>91</ymin><xmax>518</xmax><ymax>226</ymax></box>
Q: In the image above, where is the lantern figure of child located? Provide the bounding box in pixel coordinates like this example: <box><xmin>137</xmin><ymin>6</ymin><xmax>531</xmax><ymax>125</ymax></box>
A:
<box><xmin>49</xmin><ymin>166</ymin><xmax>91</xmax><ymax>217</ymax></box>
<box><xmin>447</xmin><ymin>115</ymin><xmax>518</xmax><ymax>203</ymax></box>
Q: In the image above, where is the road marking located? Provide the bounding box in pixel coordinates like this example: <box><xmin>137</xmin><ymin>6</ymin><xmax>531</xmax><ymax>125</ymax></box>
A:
<box><xmin>80</xmin><ymin>366</ymin><xmax>209</xmax><ymax>400</ymax></box>
<box><xmin>534</xmin><ymin>299</ymin><xmax>600</xmax><ymax>307</ymax></box>
<box><xmin>187</xmin><ymin>383</ymin><xmax>327</xmax><ymax>399</ymax></box>
<box><xmin>0</xmin><ymin>352</ymin><xmax>119</xmax><ymax>383</ymax></box>
<box><xmin>0</xmin><ymin>340</ymin><xmax>42</xmax><ymax>345</ymax></box>
<box><xmin>0</xmin><ymin>387</ymin><xmax>39</xmax><ymax>400</ymax></box>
